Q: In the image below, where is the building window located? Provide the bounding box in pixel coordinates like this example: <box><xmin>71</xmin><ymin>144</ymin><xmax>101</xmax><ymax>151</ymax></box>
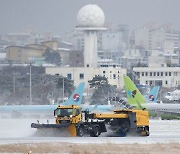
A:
<box><xmin>157</xmin><ymin>72</ymin><xmax>159</xmax><ymax>76</ymax></box>
<box><xmin>169</xmin><ymin>72</ymin><xmax>171</xmax><ymax>76</ymax></box>
<box><xmin>142</xmin><ymin>72</ymin><xmax>144</xmax><ymax>76</ymax></box>
<box><xmin>146</xmin><ymin>81</ymin><xmax>148</xmax><ymax>84</ymax></box>
<box><xmin>153</xmin><ymin>72</ymin><xmax>156</xmax><ymax>76</ymax></box>
<box><xmin>79</xmin><ymin>73</ymin><xmax>84</xmax><ymax>79</ymax></box>
<box><xmin>145</xmin><ymin>72</ymin><xmax>148</xmax><ymax>76</ymax></box>
<box><xmin>103</xmin><ymin>71</ymin><xmax>105</xmax><ymax>73</ymax></box>
<box><xmin>67</xmin><ymin>73</ymin><xmax>72</xmax><ymax>80</ymax></box>
<box><xmin>150</xmin><ymin>72</ymin><xmax>152</xmax><ymax>76</ymax></box>
<box><xmin>165</xmin><ymin>81</ymin><xmax>168</xmax><ymax>84</ymax></box>
<box><xmin>150</xmin><ymin>80</ymin><xmax>153</xmax><ymax>86</ymax></box>
<box><xmin>113</xmin><ymin>74</ymin><xmax>116</xmax><ymax>79</ymax></box>
<box><xmin>165</xmin><ymin>72</ymin><xmax>168</xmax><ymax>76</ymax></box>
<box><xmin>161</xmin><ymin>72</ymin><xmax>163</xmax><ymax>76</ymax></box>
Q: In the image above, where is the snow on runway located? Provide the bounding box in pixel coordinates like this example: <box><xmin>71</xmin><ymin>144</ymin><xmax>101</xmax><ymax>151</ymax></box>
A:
<box><xmin>0</xmin><ymin>119</ymin><xmax>180</xmax><ymax>145</ymax></box>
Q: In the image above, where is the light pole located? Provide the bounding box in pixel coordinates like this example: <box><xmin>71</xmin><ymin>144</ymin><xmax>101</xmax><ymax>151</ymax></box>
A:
<box><xmin>13</xmin><ymin>71</ymin><xmax>16</xmax><ymax>95</ymax></box>
<box><xmin>62</xmin><ymin>77</ymin><xmax>64</xmax><ymax>103</ymax></box>
<box><xmin>29</xmin><ymin>62</ymin><xmax>32</xmax><ymax>104</ymax></box>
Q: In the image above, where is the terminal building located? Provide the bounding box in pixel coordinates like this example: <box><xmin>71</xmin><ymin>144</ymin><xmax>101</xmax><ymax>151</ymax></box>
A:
<box><xmin>133</xmin><ymin>67</ymin><xmax>180</xmax><ymax>88</ymax></box>
<box><xmin>133</xmin><ymin>45</ymin><xmax>180</xmax><ymax>88</ymax></box>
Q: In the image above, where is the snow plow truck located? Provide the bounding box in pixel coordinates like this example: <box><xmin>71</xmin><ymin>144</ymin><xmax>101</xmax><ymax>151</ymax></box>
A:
<box><xmin>31</xmin><ymin>105</ymin><xmax>149</xmax><ymax>137</ymax></box>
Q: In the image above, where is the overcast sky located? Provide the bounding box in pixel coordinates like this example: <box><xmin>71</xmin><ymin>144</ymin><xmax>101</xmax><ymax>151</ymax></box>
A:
<box><xmin>0</xmin><ymin>0</ymin><xmax>180</xmax><ymax>35</ymax></box>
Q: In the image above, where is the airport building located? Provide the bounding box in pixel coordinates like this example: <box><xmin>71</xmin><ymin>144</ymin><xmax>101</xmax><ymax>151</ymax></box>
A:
<box><xmin>46</xmin><ymin>65</ymin><xmax>126</xmax><ymax>88</ymax></box>
<box><xmin>133</xmin><ymin>67</ymin><xmax>180</xmax><ymax>88</ymax></box>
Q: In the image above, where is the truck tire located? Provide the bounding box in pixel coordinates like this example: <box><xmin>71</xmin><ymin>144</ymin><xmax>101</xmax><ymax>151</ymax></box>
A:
<box><xmin>145</xmin><ymin>126</ymin><xmax>150</xmax><ymax>136</ymax></box>
<box><xmin>77</xmin><ymin>127</ymin><xmax>84</xmax><ymax>137</ymax></box>
<box><xmin>90</xmin><ymin>126</ymin><xmax>100</xmax><ymax>137</ymax></box>
<box><xmin>119</xmin><ymin>127</ymin><xmax>127</xmax><ymax>137</ymax></box>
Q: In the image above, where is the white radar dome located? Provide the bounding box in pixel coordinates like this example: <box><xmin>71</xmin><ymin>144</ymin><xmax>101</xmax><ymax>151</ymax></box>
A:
<box><xmin>77</xmin><ymin>4</ymin><xmax>105</xmax><ymax>27</ymax></box>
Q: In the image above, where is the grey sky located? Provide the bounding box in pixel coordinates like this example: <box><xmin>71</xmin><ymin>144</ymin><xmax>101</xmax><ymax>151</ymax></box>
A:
<box><xmin>0</xmin><ymin>0</ymin><xmax>180</xmax><ymax>35</ymax></box>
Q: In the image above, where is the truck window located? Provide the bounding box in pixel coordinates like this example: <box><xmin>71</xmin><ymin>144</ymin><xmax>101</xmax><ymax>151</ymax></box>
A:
<box><xmin>54</xmin><ymin>108</ymin><xmax>73</xmax><ymax>117</ymax></box>
<box><xmin>76</xmin><ymin>109</ymin><xmax>81</xmax><ymax>116</ymax></box>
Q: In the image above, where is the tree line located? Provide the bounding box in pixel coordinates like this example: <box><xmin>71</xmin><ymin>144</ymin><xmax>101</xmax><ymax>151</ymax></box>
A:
<box><xmin>0</xmin><ymin>66</ymin><xmax>121</xmax><ymax>105</ymax></box>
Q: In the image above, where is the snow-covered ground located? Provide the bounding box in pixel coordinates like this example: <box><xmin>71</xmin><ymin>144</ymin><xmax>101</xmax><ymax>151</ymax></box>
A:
<box><xmin>0</xmin><ymin>119</ymin><xmax>180</xmax><ymax>144</ymax></box>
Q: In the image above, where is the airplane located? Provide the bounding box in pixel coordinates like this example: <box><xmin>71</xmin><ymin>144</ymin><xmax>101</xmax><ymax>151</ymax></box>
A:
<box><xmin>0</xmin><ymin>81</ymin><xmax>120</xmax><ymax>118</ymax></box>
<box><xmin>82</xmin><ymin>81</ymin><xmax>160</xmax><ymax>112</ymax></box>
<box><xmin>0</xmin><ymin>82</ymin><xmax>85</xmax><ymax>118</ymax></box>
<box><xmin>123</xmin><ymin>76</ymin><xmax>180</xmax><ymax>119</ymax></box>
<box><xmin>0</xmin><ymin>77</ymin><xmax>164</xmax><ymax>119</ymax></box>
<box><xmin>0</xmin><ymin>80</ymin><xmax>118</xmax><ymax>118</ymax></box>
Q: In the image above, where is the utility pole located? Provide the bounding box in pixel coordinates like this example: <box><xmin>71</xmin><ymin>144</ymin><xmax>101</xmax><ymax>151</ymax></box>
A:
<box><xmin>107</xmin><ymin>91</ymin><xmax>110</xmax><ymax>105</ymax></box>
<box><xmin>30</xmin><ymin>62</ymin><xmax>32</xmax><ymax>104</ymax></box>
<box><xmin>62</xmin><ymin>77</ymin><xmax>64</xmax><ymax>103</ymax></box>
<box><xmin>13</xmin><ymin>71</ymin><xmax>16</xmax><ymax>94</ymax></box>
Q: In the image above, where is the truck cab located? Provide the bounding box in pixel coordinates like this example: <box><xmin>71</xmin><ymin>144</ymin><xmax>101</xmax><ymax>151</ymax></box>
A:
<box><xmin>54</xmin><ymin>105</ymin><xmax>82</xmax><ymax>124</ymax></box>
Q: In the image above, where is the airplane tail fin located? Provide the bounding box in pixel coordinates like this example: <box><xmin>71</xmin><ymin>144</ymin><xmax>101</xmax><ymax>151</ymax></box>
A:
<box><xmin>123</xmin><ymin>76</ymin><xmax>146</xmax><ymax>109</ymax></box>
<box><xmin>61</xmin><ymin>82</ymin><xmax>85</xmax><ymax>106</ymax></box>
<box><xmin>145</xmin><ymin>86</ymin><xmax>160</xmax><ymax>103</ymax></box>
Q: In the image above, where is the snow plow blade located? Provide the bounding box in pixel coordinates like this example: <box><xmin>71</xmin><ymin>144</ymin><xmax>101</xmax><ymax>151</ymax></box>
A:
<box><xmin>31</xmin><ymin>123</ymin><xmax>77</xmax><ymax>137</ymax></box>
<box><xmin>31</xmin><ymin>123</ymin><xmax>69</xmax><ymax>128</ymax></box>
<box><xmin>67</xmin><ymin>124</ymin><xmax>77</xmax><ymax>137</ymax></box>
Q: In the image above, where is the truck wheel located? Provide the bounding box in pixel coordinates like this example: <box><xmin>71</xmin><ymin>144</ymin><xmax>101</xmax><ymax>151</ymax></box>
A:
<box><xmin>77</xmin><ymin>127</ymin><xmax>84</xmax><ymax>137</ymax></box>
<box><xmin>145</xmin><ymin>130</ymin><xmax>150</xmax><ymax>136</ymax></box>
<box><xmin>145</xmin><ymin>126</ymin><xmax>150</xmax><ymax>136</ymax></box>
<box><xmin>90</xmin><ymin>126</ymin><xmax>100</xmax><ymax>137</ymax></box>
<box><xmin>119</xmin><ymin>127</ymin><xmax>127</xmax><ymax>137</ymax></box>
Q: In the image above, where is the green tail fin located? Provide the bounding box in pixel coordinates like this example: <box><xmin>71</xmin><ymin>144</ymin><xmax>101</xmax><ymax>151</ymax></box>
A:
<box><xmin>123</xmin><ymin>76</ymin><xmax>146</xmax><ymax>109</ymax></box>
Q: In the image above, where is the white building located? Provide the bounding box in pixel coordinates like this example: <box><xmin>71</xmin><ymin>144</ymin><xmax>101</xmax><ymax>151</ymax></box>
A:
<box><xmin>122</xmin><ymin>49</ymin><xmax>148</xmax><ymax>68</ymax></box>
<box><xmin>46</xmin><ymin>65</ymin><xmax>126</xmax><ymax>89</ymax></box>
<box><xmin>134</xmin><ymin>24</ymin><xmax>180</xmax><ymax>50</ymax></box>
<box><xmin>148</xmin><ymin>48</ymin><xmax>180</xmax><ymax>67</ymax></box>
<box><xmin>133</xmin><ymin>67</ymin><xmax>180</xmax><ymax>88</ymax></box>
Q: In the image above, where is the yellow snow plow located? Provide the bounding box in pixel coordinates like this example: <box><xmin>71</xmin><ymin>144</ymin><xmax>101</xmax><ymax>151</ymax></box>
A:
<box><xmin>31</xmin><ymin>105</ymin><xmax>149</xmax><ymax>137</ymax></box>
<box><xmin>31</xmin><ymin>105</ymin><xmax>84</xmax><ymax>137</ymax></box>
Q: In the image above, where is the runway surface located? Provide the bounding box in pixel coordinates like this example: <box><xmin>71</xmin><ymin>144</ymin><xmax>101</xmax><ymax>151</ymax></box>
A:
<box><xmin>0</xmin><ymin>119</ymin><xmax>180</xmax><ymax>145</ymax></box>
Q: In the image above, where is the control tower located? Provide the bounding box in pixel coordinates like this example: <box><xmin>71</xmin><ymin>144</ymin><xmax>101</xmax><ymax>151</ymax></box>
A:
<box><xmin>76</xmin><ymin>4</ymin><xmax>106</xmax><ymax>67</ymax></box>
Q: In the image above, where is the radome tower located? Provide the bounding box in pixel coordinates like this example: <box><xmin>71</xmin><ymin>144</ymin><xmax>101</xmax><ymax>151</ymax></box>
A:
<box><xmin>76</xmin><ymin>4</ymin><xmax>106</xmax><ymax>67</ymax></box>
